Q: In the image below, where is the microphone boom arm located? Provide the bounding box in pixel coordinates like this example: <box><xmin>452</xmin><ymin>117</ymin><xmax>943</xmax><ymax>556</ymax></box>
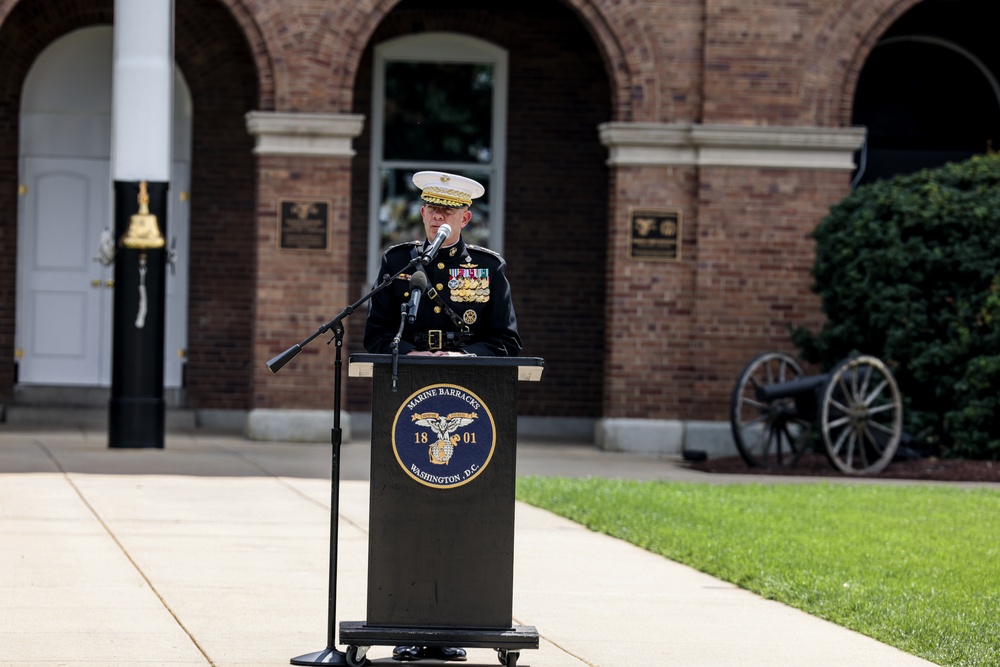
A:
<box><xmin>266</xmin><ymin>255</ymin><xmax>423</xmax><ymax>373</ymax></box>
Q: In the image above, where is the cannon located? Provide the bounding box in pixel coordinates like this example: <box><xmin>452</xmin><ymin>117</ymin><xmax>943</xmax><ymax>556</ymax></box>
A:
<box><xmin>729</xmin><ymin>352</ymin><xmax>904</xmax><ymax>475</ymax></box>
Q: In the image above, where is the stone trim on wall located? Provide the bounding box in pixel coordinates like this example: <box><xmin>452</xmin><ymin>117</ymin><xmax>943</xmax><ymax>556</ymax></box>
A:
<box><xmin>595</xmin><ymin>418</ymin><xmax>736</xmax><ymax>458</ymax></box>
<box><xmin>245</xmin><ymin>408</ymin><xmax>350</xmax><ymax>443</ymax></box>
<box><xmin>245</xmin><ymin>111</ymin><xmax>366</xmax><ymax>157</ymax></box>
<box><xmin>599</xmin><ymin>122</ymin><xmax>867</xmax><ymax>170</ymax></box>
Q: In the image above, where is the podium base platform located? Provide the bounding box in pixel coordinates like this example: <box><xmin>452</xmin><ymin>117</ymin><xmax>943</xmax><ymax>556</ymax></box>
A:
<box><xmin>339</xmin><ymin>621</ymin><xmax>538</xmax><ymax>666</ymax></box>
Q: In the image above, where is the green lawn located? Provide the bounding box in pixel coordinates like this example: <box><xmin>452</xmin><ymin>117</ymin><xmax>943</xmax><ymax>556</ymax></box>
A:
<box><xmin>516</xmin><ymin>478</ymin><xmax>1000</xmax><ymax>667</ymax></box>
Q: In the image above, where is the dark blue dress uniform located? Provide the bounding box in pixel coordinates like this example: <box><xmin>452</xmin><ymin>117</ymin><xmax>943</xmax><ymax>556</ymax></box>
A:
<box><xmin>364</xmin><ymin>236</ymin><xmax>521</xmax><ymax>357</ymax></box>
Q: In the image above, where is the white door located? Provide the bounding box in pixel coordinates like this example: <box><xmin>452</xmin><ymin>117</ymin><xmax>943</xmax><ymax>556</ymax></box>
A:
<box><xmin>17</xmin><ymin>157</ymin><xmax>113</xmax><ymax>385</ymax></box>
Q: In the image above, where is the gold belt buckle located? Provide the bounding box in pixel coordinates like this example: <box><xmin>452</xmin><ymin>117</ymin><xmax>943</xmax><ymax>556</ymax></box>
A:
<box><xmin>427</xmin><ymin>330</ymin><xmax>443</xmax><ymax>351</ymax></box>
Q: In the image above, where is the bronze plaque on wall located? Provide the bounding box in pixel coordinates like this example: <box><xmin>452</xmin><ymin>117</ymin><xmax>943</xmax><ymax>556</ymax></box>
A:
<box><xmin>629</xmin><ymin>207</ymin><xmax>682</xmax><ymax>261</ymax></box>
<box><xmin>278</xmin><ymin>200</ymin><xmax>330</xmax><ymax>251</ymax></box>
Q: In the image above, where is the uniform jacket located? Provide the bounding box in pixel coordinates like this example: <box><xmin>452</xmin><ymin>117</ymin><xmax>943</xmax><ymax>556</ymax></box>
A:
<box><xmin>363</xmin><ymin>237</ymin><xmax>521</xmax><ymax>357</ymax></box>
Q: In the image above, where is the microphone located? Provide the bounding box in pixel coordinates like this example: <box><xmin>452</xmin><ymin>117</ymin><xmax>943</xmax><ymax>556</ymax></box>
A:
<box><xmin>406</xmin><ymin>269</ymin><xmax>428</xmax><ymax>324</ymax></box>
<box><xmin>419</xmin><ymin>224</ymin><xmax>452</xmax><ymax>265</ymax></box>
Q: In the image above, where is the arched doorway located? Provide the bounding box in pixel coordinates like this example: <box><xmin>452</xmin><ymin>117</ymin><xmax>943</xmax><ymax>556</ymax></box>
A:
<box><xmin>367</xmin><ymin>32</ymin><xmax>509</xmax><ymax>282</ymax></box>
<box><xmin>852</xmin><ymin>1</ymin><xmax>1000</xmax><ymax>186</ymax></box>
<box><xmin>16</xmin><ymin>25</ymin><xmax>192</xmax><ymax>396</ymax></box>
<box><xmin>346</xmin><ymin>2</ymin><xmax>612</xmax><ymax>431</ymax></box>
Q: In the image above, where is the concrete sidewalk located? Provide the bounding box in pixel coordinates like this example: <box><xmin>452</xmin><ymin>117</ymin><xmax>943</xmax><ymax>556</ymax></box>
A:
<box><xmin>0</xmin><ymin>427</ymin><xmax>937</xmax><ymax>667</ymax></box>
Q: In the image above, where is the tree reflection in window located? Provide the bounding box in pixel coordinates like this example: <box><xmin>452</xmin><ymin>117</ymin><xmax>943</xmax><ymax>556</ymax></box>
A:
<box><xmin>378</xmin><ymin>61</ymin><xmax>494</xmax><ymax>255</ymax></box>
<box><xmin>383</xmin><ymin>62</ymin><xmax>493</xmax><ymax>163</ymax></box>
<box><xmin>379</xmin><ymin>167</ymin><xmax>491</xmax><ymax>252</ymax></box>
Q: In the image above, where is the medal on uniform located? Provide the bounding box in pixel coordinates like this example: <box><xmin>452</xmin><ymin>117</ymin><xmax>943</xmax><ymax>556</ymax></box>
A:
<box><xmin>463</xmin><ymin>309</ymin><xmax>477</xmax><ymax>325</ymax></box>
<box><xmin>449</xmin><ymin>267</ymin><xmax>490</xmax><ymax>303</ymax></box>
<box><xmin>448</xmin><ymin>269</ymin><xmax>464</xmax><ymax>302</ymax></box>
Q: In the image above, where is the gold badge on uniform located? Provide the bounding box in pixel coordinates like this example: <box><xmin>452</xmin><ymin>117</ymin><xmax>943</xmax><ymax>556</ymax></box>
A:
<box><xmin>463</xmin><ymin>309</ymin><xmax>477</xmax><ymax>325</ymax></box>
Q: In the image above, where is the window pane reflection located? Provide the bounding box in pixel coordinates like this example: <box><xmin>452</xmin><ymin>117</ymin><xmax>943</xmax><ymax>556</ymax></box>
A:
<box><xmin>379</xmin><ymin>168</ymin><xmax>491</xmax><ymax>255</ymax></box>
<box><xmin>383</xmin><ymin>61</ymin><xmax>494</xmax><ymax>163</ymax></box>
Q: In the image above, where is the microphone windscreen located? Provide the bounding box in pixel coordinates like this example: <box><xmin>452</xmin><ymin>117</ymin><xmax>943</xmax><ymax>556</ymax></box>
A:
<box><xmin>410</xmin><ymin>270</ymin><xmax>428</xmax><ymax>290</ymax></box>
<box><xmin>439</xmin><ymin>224</ymin><xmax>452</xmax><ymax>237</ymax></box>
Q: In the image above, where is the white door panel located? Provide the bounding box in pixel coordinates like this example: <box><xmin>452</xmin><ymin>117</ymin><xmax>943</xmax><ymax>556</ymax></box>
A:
<box><xmin>32</xmin><ymin>292</ymin><xmax>87</xmax><ymax>356</ymax></box>
<box><xmin>17</xmin><ymin>158</ymin><xmax>112</xmax><ymax>384</ymax></box>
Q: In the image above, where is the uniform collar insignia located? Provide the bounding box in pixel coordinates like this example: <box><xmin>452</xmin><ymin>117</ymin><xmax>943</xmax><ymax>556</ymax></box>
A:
<box><xmin>448</xmin><ymin>237</ymin><xmax>473</xmax><ymax>265</ymax></box>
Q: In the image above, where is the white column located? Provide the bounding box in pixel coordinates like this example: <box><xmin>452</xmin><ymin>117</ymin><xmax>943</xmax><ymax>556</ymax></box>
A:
<box><xmin>108</xmin><ymin>0</ymin><xmax>174</xmax><ymax>449</ymax></box>
<box><xmin>112</xmin><ymin>0</ymin><xmax>174</xmax><ymax>181</ymax></box>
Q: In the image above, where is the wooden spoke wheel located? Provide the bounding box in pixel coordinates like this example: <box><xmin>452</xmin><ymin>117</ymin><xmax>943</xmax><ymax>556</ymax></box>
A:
<box><xmin>819</xmin><ymin>355</ymin><xmax>903</xmax><ymax>475</ymax></box>
<box><xmin>730</xmin><ymin>351</ymin><xmax>811</xmax><ymax>467</ymax></box>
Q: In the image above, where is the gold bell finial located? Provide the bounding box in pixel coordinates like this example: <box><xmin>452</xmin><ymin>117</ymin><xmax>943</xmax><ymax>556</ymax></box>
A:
<box><xmin>121</xmin><ymin>181</ymin><xmax>165</xmax><ymax>249</ymax></box>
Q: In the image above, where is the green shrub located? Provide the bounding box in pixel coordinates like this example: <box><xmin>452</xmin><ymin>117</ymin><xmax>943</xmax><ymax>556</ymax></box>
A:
<box><xmin>792</xmin><ymin>154</ymin><xmax>1000</xmax><ymax>459</ymax></box>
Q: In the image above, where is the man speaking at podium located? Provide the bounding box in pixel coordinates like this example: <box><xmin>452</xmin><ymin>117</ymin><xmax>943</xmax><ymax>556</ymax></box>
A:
<box><xmin>363</xmin><ymin>171</ymin><xmax>521</xmax><ymax>662</ymax></box>
<box><xmin>364</xmin><ymin>171</ymin><xmax>521</xmax><ymax>360</ymax></box>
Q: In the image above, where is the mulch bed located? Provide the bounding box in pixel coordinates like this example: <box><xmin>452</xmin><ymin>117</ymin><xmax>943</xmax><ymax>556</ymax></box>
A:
<box><xmin>685</xmin><ymin>452</ymin><xmax>1000</xmax><ymax>483</ymax></box>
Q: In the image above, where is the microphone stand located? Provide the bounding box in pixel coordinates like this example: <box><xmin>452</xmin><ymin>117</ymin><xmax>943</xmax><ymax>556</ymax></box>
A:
<box><xmin>391</xmin><ymin>304</ymin><xmax>408</xmax><ymax>392</ymax></box>
<box><xmin>269</xmin><ymin>257</ymin><xmax>421</xmax><ymax>666</ymax></box>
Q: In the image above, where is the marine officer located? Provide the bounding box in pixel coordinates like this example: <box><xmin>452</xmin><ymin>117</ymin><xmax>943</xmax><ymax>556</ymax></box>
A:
<box><xmin>363</xmin><ymin>170</ymin><xmax>521</xmax><ymax>359</ymax></box>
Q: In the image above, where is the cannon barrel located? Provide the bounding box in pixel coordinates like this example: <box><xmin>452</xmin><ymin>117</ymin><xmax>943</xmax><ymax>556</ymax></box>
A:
<box><xmin>753</xmin><ymin>374</ymin><xmax>827</xmax><ymax>403</ymax></box>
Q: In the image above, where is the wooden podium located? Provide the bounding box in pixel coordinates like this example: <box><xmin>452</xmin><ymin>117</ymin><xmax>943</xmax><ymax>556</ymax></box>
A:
<box><xmin>341</xmin><ymin>354</ymin><xmax>543</xmax><ymax>667</ymax></box>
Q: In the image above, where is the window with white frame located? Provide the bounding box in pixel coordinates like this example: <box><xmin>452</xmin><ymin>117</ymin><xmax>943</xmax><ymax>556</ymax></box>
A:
<box><xmin>368</xmin><ymin>33</ymin><xmax>508</xmax><ymax>282</ymax></box>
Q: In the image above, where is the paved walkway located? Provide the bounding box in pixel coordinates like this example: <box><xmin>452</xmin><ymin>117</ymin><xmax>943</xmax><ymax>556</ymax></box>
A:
<box><xmin>0</xmin><ymin>426</ymin><xmax>940</xmax><ymax>666</ymax></box>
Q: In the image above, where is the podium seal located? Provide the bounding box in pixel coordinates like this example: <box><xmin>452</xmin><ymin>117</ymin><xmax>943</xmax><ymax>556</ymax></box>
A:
<box><xmin>392</xmin><ymin>383</ymin><xmax>497</xmax><ymax>489</ymax></box>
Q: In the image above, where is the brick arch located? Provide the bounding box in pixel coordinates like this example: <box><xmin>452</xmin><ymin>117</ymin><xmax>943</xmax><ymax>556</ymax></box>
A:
<box><xmin>307</xmin><ymin>0</ymin><xmax>654</xmax><ymax>121</ymax></box>
<box><xmin>0</xmin><ymin>0</ymin><xmax>276</xmax><ymax>110</ymax></box>
<box><xmin>0</xmin><ymin>0</ymin><xmax>117</xmax><ymax>402</ymax></box>
<box><xmin>800</xmin><ymin>0</ymin><xmax>924</xmax><ymax>127</ymax></box>
<box><xmin>339</xmin><ymin>1</ymin><xmax>615</xmax><ymax>419</ymax></box>
<box><xmin>0</xmin><ymin>1</ymin><xmax>114</xmax><ymax>92</ymax></box>
<box><xmin>552</xmin><ymin>0</ymin><xmax>657</xmax><ymax>121</ymax></box>
<box><xmin>212</xmin><ymin>0</ymin><xmax>276</xmax><ymax>110</ymax></box>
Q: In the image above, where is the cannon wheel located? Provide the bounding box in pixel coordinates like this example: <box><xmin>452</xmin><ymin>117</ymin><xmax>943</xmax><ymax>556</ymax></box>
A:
<box><xmin>819</xmin><ymin>355</ymin><xmax>903</xmax><ymax>475</ymax></box>
<box><xmin>730</xmin><ymin>351</ymin><xmax>811</xmax><ymax>467</ymax></box>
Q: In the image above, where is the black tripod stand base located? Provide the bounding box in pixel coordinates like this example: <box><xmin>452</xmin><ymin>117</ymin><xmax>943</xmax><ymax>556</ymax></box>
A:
<box><xmin>290</xmin><ymin>647</ymin><xmax>349</xmax><ymax>665</ymax></box>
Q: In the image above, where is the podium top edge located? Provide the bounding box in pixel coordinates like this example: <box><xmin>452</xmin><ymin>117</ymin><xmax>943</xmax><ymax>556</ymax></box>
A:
<box><xmin>349</xmin><ymin>354</ymin><xmax>543</xmax><ymax>367</ymax></box>
<box><xmin>348</xmin><ymin>354</ymin><xmax>544</xmax><ymax>380</ymax></box>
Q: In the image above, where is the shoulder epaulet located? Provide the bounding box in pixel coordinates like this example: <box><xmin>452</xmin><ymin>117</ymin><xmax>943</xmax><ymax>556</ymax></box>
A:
<box><xmin>466</xmin><ymin>244</ymin><xmax>503</xmax><ymax>260</ymax></box>
<box><xmin>385</xmin><ymin>240</ymin><xmax>421</xmax><ymax>253</ymax></box>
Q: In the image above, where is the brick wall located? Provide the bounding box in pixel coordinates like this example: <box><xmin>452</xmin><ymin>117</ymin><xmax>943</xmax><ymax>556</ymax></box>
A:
<box><xmin>251</xmin><ymin>155</ymin><xmax>353</xmax><ymax>410</ymax></box>
<box><xmin>688</xmin><ymin>167</ymin><xmax>849</xmax><ymax>421</ymax></box>
<box><xmin>602</xmin><ymin>165</ymin><xmax>700</xmax><ymax>419</ymax></box>
<box><xmin>601</xmin><ymin>164</ymin><xmax>853</xmax><ymax>423</ymax></box>
<box><xmin>0</xmin><ymin>0</ymin><xmax>920</xmax><ymax>425</ymax></box>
